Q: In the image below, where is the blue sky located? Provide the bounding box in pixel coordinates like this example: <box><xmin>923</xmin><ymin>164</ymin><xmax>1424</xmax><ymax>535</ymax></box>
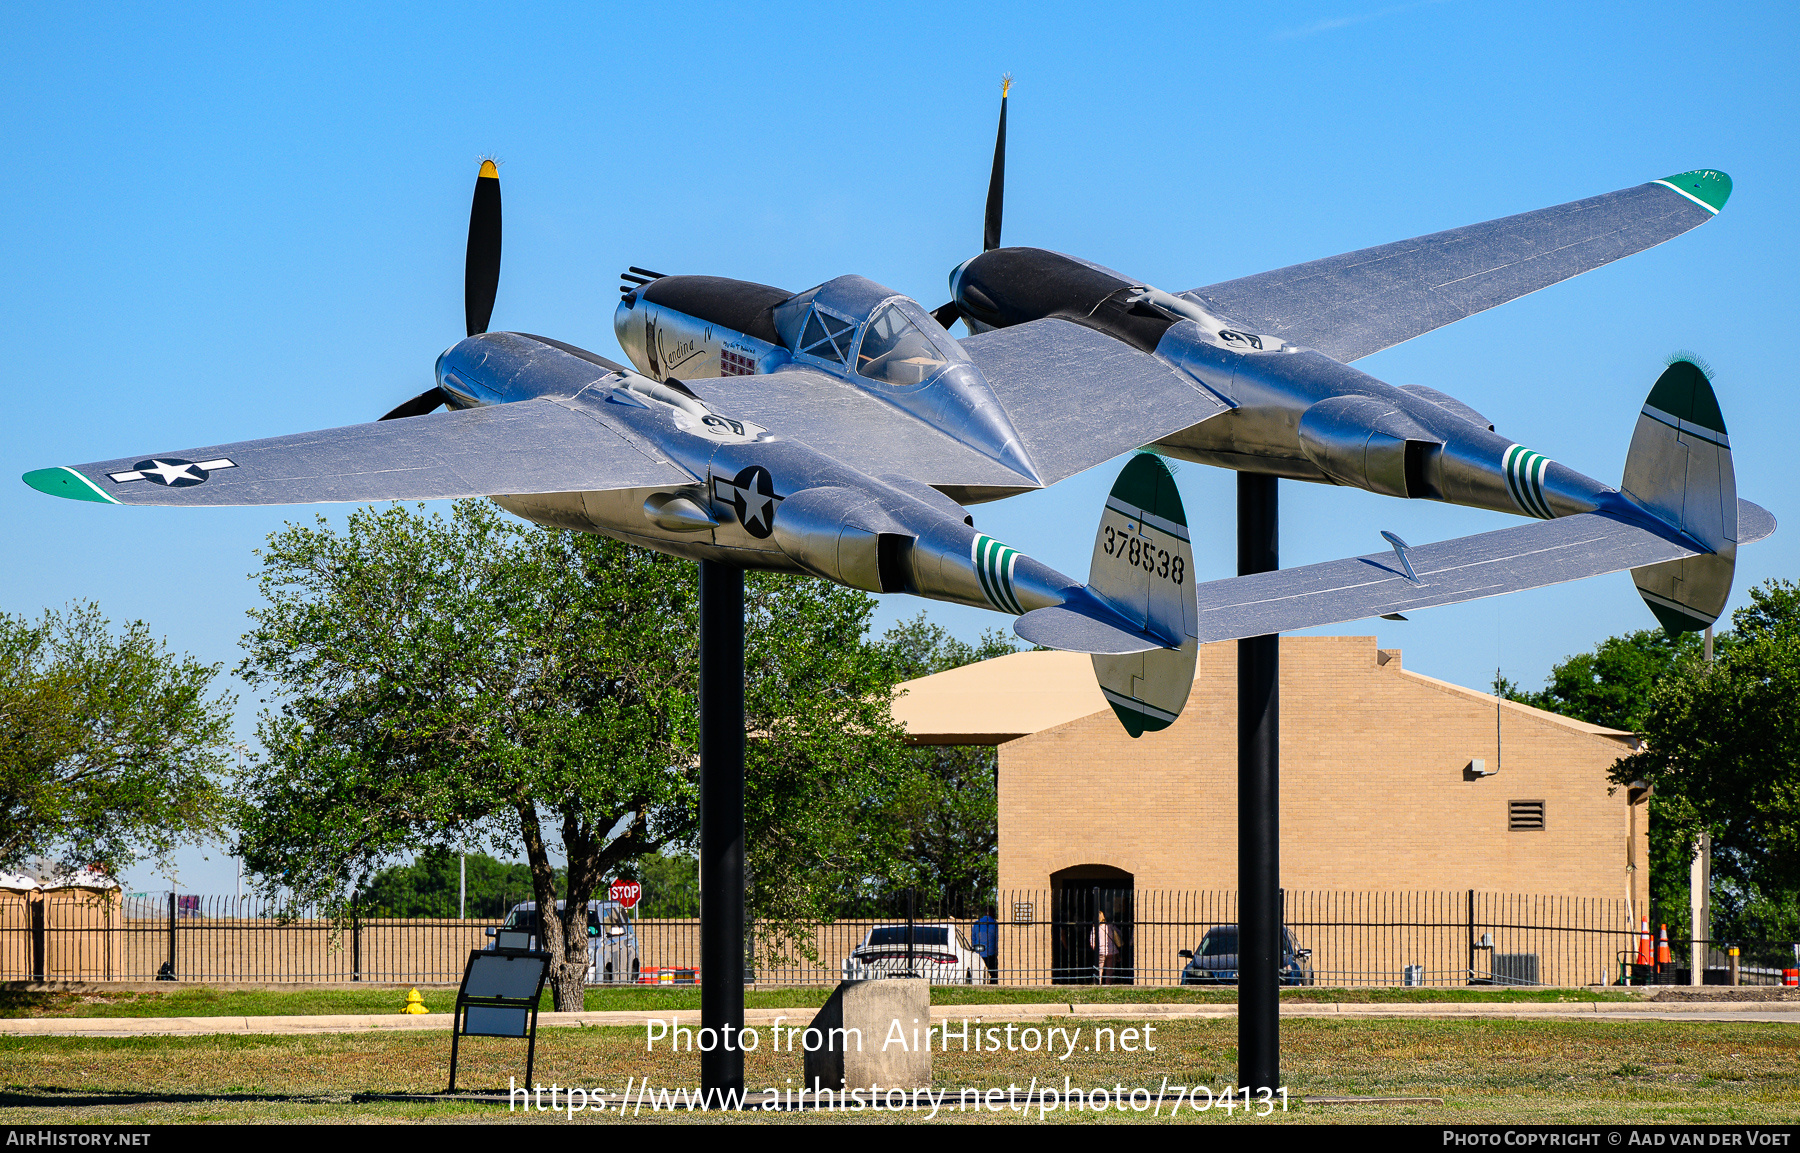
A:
<box><xmin>4</xmin><ymin>2</ymin><xmax>1795</xmax><ymax>891</ymax></box>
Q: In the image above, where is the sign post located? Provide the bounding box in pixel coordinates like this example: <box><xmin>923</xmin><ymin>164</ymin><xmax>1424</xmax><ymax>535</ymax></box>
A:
<box><xmin>1238</xmin><ymin>472</ymin><xmax>1281</xmax><ymax>1096</ymax></box>
<box><xmin>446</xmin><ymin>934</ymin><xmax>552</xmax><ymax>1094</ymax></box>
<box><xmin>699</xmin><ymin>560</ymin><xmax>746</xmax><ymax>1097</ymax></box>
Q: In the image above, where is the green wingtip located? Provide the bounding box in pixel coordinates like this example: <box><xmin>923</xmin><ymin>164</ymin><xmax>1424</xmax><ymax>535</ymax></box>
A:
<box><xmin>1657</xmin><ymin>169</ymin><xmax>1732</xmax><ymax>214</ymax></box>
<box><xmin>23</xmin><ymin>467</ymin><xmax>119</xmax><ymax>504</ymax></box>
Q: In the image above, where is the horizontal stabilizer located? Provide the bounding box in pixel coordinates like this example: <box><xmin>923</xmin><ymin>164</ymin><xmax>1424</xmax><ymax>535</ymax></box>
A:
<box><xmin>1185</xmin><ymin>500</ymin><xmax>1774</xmax><ymax>644</ymax></box>
<box><xmin>1013</xmin><ymin>594</ymin><xmax>1165</xmax><ymax>655</ymax></box>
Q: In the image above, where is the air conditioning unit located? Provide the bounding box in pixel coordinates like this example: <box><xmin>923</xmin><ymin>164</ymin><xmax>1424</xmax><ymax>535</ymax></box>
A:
<box><xmin>1492</xmin><ymin>952</ymin><xmax>1540</xmax><ymax>986</ymax></box>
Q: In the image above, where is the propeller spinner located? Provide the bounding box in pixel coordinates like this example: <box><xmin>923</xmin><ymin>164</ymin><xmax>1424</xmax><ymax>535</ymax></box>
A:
<box><xmin>381</xmin><ymin>159</ymin><xmax>503</xmax><ymax>420</ymax></box>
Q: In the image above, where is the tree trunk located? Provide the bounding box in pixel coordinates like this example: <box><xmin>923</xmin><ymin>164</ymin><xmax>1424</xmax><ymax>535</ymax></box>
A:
<box><xmin>548</xmin><ymin>942</ymin><xmax>588</xmax><ymax>1012</ymax></box>
<box><xmin>518</xmin><ymin>804</ymin><xmax>588</xmax><ymax>1012</ymax></box>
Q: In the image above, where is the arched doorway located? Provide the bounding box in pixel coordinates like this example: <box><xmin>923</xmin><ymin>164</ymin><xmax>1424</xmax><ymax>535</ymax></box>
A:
<box><xmin>1050</xmin><ymin>865</ymin><xmax>1135</xmax><ymax>985</ymax></box>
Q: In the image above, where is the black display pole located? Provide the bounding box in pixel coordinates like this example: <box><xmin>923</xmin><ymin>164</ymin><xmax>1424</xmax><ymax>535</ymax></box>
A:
<box><xmin>1237</xmin><ymin>473</ymin><xmax>1280</xmax><ymax>1095</ymax></box>
<box><xmin>699</xmin><ymin>561</ymin><xmax>745</xmax><ymax>1096</ymax></box>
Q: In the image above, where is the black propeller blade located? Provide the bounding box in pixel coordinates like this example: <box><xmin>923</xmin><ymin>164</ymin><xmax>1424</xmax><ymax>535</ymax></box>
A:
<box><xmin>381</xmin><ymin>159</ymin><xmax>503</xmax><ymax>421</ymax></box>
<box><xmin>465</xmin><ymin>158</ymin><xmax>503</xmax><ymax>337</ymax></box>
<box><xmin>380</xmin><ymin>387</ymin><xmax>450</xmax><ymax>422</ymax></box>
<box><xmin>983</xmin><ymin>74</ymin><xmax>1009</xmax><ymax>253</ymax></box>
<box><xmin>933</xmin><ymin>77</ymin><xmax>1013</xmax><ymax>332</ymax></box>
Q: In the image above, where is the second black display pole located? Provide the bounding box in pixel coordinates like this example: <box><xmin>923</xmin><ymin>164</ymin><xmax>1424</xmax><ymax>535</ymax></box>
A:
<box><xmin>1237</xmin><ymin>473</ymin><xmax>1280</xmax><ymax>1095</ymax></box>
<box><xmin>699</xmin><ymin>561</ymin><xmax>745</xmax><ymax>1096</ymax></box>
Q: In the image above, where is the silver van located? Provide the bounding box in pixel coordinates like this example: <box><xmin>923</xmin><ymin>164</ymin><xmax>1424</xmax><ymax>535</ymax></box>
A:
<box><xmin>490</xmin><ymin>900</ymin><xmax>641</xmax><ymax>984</ymax></box>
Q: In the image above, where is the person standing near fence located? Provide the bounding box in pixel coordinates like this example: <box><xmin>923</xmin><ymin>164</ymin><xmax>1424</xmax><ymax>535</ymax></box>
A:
<box><xmin>972</xmin><ymin>907</ymin><xmax>998</xmax><ymax>984</ymax></box>
<box><xmin>1091</xmin><ymin>910</ymin><xmax>1120</xmax><ymax>985</ymax></box>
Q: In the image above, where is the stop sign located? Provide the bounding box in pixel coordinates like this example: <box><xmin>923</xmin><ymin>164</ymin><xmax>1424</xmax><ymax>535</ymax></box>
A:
<box><xmin>608</xmin><ymin>879</ymin><xmax>642</xmax><ymax>909</ymax></box>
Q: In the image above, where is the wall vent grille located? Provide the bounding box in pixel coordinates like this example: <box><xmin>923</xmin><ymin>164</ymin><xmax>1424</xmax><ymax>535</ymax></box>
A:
<box><xmin>1509</xmin><ymin>800</ymin><xmax>1546</xmax><ymax>831</ymax></box>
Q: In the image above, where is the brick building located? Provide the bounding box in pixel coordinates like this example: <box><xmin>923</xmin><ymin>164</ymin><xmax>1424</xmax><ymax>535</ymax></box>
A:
<box><xmin>893</xmin><ymin>635</ymin><xmax>1648</xmax><ymax>912</ymax></box>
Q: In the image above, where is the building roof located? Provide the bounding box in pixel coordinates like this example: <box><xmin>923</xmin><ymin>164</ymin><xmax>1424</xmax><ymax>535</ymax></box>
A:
<box><xmin>892</xmin><ymin>650</ymin><xmax>1107</xmax><ymax>744</ymax></box>
<box><xmin>892</xmin><ymin>640</ymin><xmax>1637</xmax><ymax>747</ymax></box>
<box><xmin>0</xmin><ymin>858</ymin><xmax>120</xmax><ymax>891</ymax></box>
<box><xmin>1398</xmin><ymin>667</ymin><xmax>1639</xmax><ymax>748</ymax></box>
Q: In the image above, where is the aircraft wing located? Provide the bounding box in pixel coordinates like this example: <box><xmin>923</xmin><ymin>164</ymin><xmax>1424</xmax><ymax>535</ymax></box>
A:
<box><xmin>680</xmin><ymin>367</ymin><xmax>1035</xmax><ymax>491</ymax></box>
<box><xmin>22</xmin><ymin>397</ymin><xmax>693</xmax><ymax>506</ymax></box>
<box><xmin>1184</xmin><ymin>173</ymin><xmax>1728</xmax><ymax>364</ymax></box>
<box><xmin>1188</xmin><ymin>498</ymin><xmax>1775</xmax><ymax>643</ymax></box>
<box><xmin>688</xmin><ymin>333</ymin><xmax>1228</xmax><ymax>491</ymax></box>
<box><xmin>958</xmin><ymin>318</ymin><xmax>1232</xmax><ymax>483</ymax></box>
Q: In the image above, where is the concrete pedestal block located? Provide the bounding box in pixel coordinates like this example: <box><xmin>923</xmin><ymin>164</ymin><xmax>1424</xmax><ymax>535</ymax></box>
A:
<box><xmin>802</xmin><ymin>978</ymin><xmax>931</xmax><ymax>1092</ymax></box>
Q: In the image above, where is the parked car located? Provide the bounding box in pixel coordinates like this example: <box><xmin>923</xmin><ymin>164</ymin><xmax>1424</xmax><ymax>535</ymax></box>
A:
<box><xmin>1178</xmin><ymin>924</ymin><xmax>1313</xmax><ymax>986</ymax></box>
<box><xmin>489</xmin><ymin>900</ymin><xmax>640</xmax><ymax>984</ymax></box>
<box><xmin>842</xmin><ymin>924</ymin><xmax>984</xmax><ymax>985</ymax></box>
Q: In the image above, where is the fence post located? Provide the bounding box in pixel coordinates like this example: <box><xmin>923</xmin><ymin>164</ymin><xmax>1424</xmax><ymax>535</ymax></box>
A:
<box><xmin>1466</xmin><ymin>888</ymin><xmax>1476</xmax><ymax>984</ymax></box>
<box><xmin>167</xmin><ymin>891</ymin><xmax>177</xmax><ymax>979</ymax></box>
<box><xmin>905</xmin><ymin>889</ymin><xmax>916</xmax><ymax>978</ymax></box>
<box><xmin>352</xmin><ymin>898</ymin><xmax>362</xmax><ymax>983</ymax></box>
<box><xmin>1091</xmin><ymin>885</ymin><xmax>1100</xmax><ymax>985</ymax></box>
<box><xmin>29</xmin><ymin>894</ymin><xmax>45</xmax><ymax>982</ymax></box>
<box><xmin>1279</xmin><ymin>888</ymin><xmax>1286</xmax><ymax>987</ymax></box>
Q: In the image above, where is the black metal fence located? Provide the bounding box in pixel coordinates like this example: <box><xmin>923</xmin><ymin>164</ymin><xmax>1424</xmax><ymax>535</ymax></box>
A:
<box><xmin>2</xmin><ymin>887</ymin><xmax>1793</xmax><ymax>988</ymax></box>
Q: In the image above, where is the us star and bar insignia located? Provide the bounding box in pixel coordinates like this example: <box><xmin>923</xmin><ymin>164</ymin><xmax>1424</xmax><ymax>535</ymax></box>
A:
<box><xmin>108</xmin><ymin>457</ymin><xmax>237</xmax><ymax>487</ymax></box>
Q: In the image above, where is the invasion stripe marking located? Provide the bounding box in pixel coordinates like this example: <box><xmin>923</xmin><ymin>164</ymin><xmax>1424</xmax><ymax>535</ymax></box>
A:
<box><xmin>1502</xmin><ymin>445</ymin><xmax>1532</xmax><ymax>517</ymax></box>
<box><xmin>972</xmin><ymin>534</ymin><xmax>1026</xmax><ymax>616</ymax></box>
<box><xmin>1100</xmin><ymin>686</ymin><xmax>1181</xmax><ymax>724</ymax></box>
<box><xmin>1103</xmin><ymin>497</ymin><xmax>1190</xmax><ymax>541</ymax></box>
<box><xmin>1529</xmin><ymin>453</ymin><xmax>1553</xmax><ymax>520</ymax></box>
<box><xmin>1503</xmin><ymin>444</ymin><xmax>1555</xmax><ymax>520</ymax></box>
<box><xmin>1641</xmin><ymin>404</ymin><xmax>1731</xmax><ymax>448</ymax></box>
<box><xmin>1001</xmin><ymin>545</ymin><xmax>1025</xmax><ymax>615</ymax></box>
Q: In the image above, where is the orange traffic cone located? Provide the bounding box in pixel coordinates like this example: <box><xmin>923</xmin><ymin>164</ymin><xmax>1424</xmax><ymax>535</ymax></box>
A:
<box><xmin>1634</xmin><ymin>917</ymin><xmax>1653</xmax><ymax>966</ymax></box>
<box><xmin>1657</xmin><ymin>924</ymin><xmax>1672</xmax><ymax>967</ymax></box>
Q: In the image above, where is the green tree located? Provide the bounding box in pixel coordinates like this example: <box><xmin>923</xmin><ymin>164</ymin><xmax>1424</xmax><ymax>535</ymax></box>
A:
<box><xmin>1610</xmin><ymin>580</ymin><xmax>1800</xmax><ymax>941</ymax></box>
<box><xmin>1502</xmin><ymin>626</ymin><xmax>1723</xmax><ymax>925</ymax></box>
<box><xmin>616</xmin><ymin>851</ymin><xmax>699</xmax><ymax>918</ymax></box>
<box><xmin>0</xmin><ymin>602</ymin><xmax>233</xmax><ymax>877</ymax></box>
<box><xmin>234</xmin><ymin>500</ymin><xmax>907</xmax><ymax>1008</ymax></box>
<box><xmin>865</xmin><ymin>616</ymin><xmax>1019</xmax><ymax>910</ymax></box>
<box><xmin>1506</xmin><ymin>628</ymin><xmax>1721</xmax><ymax>733</ymax></box>
<box><xmin>359</xmin><ymin>848</ymin><xmax>550</xmax><ymax>918</ymax></box>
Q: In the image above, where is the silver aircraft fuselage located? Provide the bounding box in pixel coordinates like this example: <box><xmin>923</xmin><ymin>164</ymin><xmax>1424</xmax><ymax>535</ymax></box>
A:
<box><xmin>432</xmin><ymin>327</ymin><xmax>1152</xmax><ymax>642</ymax></box>
<box><xmin>616</xmin><ymin>251</ymin><xmax>1664</xmax><ymax>538</ymax></box>
<box><xmin>942</xmin><ymin>247</ymin><xmax>1667</xmax><ymax>530</ymax></box>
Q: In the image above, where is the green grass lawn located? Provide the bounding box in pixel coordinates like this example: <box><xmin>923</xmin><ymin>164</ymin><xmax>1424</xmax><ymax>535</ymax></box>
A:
<box><xmin>0</xmin><ymin>1017</ymin><xmax>1791</xmax><ymax>1124</ymax></box>
<box><xmin>0</xmin><ymin>983</ymin><xmax>1643</xmax><ymax>1020</ymax></box>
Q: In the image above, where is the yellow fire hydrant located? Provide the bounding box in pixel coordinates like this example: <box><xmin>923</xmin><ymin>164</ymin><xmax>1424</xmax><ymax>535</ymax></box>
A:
<box><xmin>401</xmin><ymin>988</ymin><xmax>429</xmax><ymax>1014</ymax></box>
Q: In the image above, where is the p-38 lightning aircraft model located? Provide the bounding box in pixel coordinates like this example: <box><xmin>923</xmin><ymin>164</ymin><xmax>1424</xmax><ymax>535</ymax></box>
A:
<box><xmin>23</xmin><ymin>101</ymin><xmax>1773</xmax><ymax>736</ymax></box>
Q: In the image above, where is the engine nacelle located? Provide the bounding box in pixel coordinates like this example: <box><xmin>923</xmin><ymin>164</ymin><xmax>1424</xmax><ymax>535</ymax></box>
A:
<box><xmin>614</xmin><ymin>276</ymin><xmax>790</xmax><ymax>382</ymax></box>
<box><xmin>768</xmin><ymin>486</ymin><xmax>912</xmax><ymax>594</ymax></box>
<box><xmin>1297</xmin><ymin>395</ymin><xmax>1442</xmax><ymax>499</ymax></box>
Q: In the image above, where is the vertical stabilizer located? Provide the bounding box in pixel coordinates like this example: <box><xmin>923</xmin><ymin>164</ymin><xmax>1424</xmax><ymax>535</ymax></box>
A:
<box><xmin>1621</xmin><ymin>357</ymin><xmax>1737</xmax><ymax>633</ymax></box>
<box><xmin>1088</xmin><ymin>454</ymin><xmax>1199</xmax><ymax>736</ymax></box>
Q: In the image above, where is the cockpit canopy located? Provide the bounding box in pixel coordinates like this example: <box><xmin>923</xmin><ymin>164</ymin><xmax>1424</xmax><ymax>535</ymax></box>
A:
<box><xmin>774</xmin><ymin>275</ymin><xmax>963</xmax><ymax>391</ymax></box>
<box><xmin>857</xmin><ymin>304</ymin><xmax>950</xmax><ymax>386</ymax></box>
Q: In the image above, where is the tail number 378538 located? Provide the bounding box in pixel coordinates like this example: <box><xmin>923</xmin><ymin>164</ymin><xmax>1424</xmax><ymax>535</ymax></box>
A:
<box><xmin>1103</xmin><ymin>525</ymin><xmax>1185</xmax><ymax>584</ymax></box>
